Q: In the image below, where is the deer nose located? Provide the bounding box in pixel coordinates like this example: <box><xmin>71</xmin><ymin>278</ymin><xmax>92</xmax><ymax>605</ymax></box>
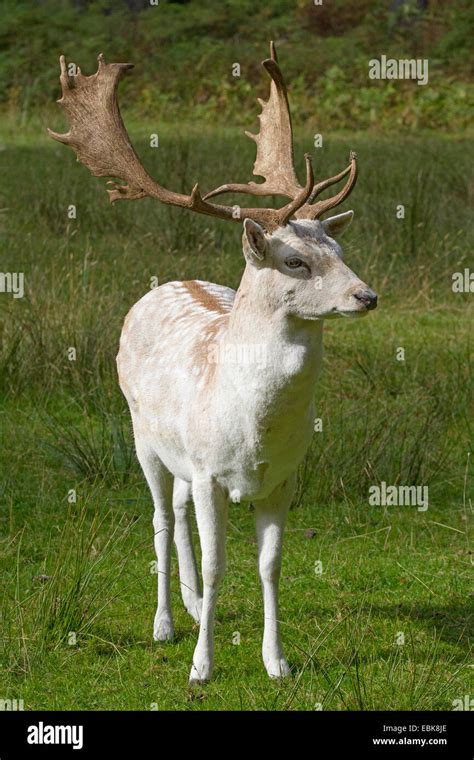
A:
<box><xmin>354</xmin><ymin>289</ymin><xmax>378</xmax><ymax>310</ymax></box>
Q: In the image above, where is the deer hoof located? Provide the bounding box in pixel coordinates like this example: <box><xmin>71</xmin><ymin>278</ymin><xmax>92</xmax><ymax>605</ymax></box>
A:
<box><xmin>265</xmin><ymin>657</ymin><xmax>291</xmax><ymax>679</ymax></box>
<box><xmin>189</xmin><ymin>657</ymin><xmax>212</xmax><ymax>684</ymax></box>
<box><xmin>153</xmin><ymin>614</ymin><xmax>174</xmax><ymax>642</ymax></box>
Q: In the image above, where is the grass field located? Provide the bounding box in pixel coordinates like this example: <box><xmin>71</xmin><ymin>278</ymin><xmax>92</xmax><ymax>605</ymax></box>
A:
<box><xmin>0</xmin><ymin>122</ymin><xmax>472</xmax><ymax>710</ymax></box>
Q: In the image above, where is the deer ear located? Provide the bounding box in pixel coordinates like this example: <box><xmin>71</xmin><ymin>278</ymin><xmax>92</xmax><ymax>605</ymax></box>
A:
<box><xmin>242</xmin><ymin>218</ymin><xmax>267</xmax><ymax>266</ymax></box>
<box><xmin>322</xmin><ymin>210</ymin><xmax>354</xmax><ymax>238</ymax></box>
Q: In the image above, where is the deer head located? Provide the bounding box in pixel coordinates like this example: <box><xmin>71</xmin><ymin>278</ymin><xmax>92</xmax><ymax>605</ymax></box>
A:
<box><xmin>48</xmin><ymin>43</ymin><xmax>376</xmax><ymax>319</ymax></box>
<box><xmin>241</xmin><ymin>214</ymin><xmax>377</xmax><ymax>321</ymax></box>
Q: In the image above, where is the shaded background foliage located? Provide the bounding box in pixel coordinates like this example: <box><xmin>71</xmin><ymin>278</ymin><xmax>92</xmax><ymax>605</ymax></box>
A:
<box><xmin>0</xmin><ymin>0</ymin><xmax>473</xmax><ymax>130</ymax></box>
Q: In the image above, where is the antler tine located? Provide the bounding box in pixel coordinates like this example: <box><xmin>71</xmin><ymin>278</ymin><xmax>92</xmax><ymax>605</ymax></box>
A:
<box><xmin>307</xmin><ymin>160</ymin><xmax>352</xmax><ymax>204</ymax></box>
<box><xmin>296</xmin><ymin>151</ymin><xmax>358</xmax><ymax>220</ymax></box>
<box><xmin>278</xmin><ymin>153</ymin><xmax>313</xmax><ymax>227</ymax></box>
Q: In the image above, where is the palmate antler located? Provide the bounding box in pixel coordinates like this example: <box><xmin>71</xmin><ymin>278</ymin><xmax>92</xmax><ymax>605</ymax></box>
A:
<box><xmin>204</xmin><ymin>41</ymin><xmax>358</xmax><ymax>220</ymax></box>
<box><xmin>47</xmin><ymin>54</ymin><xmax>314</xmax><ymax>233</ymax></box>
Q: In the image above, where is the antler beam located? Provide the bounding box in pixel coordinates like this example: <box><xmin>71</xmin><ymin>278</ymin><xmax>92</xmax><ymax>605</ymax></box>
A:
<box><xmin>48</xmin><ymin>53</ymin><xmax>314</xmax><ymax>232</ymax></box>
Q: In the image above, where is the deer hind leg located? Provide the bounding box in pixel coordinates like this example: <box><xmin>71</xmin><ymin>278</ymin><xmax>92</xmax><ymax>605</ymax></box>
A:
<box><xmin>173</xmin><ymin>478</ymin><xmax>203</xmax><ymax>623</ymax></box>
<box><xmin>135</xmin><ymin>440</ymin><xmax>175</xmax><ymax>641</ymax></box>
<box><xmin>189</xmin><ymin>477</ymin><xmax>228</xmax><ymax>683</ymax></box>
<box><xmin>254</xmin><ymin>475</ymin><xmax>296</xmax><ymax>679</ymax></box>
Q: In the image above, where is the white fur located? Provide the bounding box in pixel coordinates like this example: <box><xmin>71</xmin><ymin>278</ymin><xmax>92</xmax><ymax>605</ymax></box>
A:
<box><xmin>116</xmin><ymin>213</ymin><xmax>376</xmax><ymax>682</ymax></box>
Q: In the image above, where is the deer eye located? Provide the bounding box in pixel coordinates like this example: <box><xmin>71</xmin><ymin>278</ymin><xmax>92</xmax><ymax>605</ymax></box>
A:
<box><xmin>285</xmin><ymin>257</ymin><xmax>304</xmax><ymax>269</ymax></box>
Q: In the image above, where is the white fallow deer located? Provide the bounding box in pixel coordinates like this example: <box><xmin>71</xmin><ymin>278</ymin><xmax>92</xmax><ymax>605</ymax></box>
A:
<box><xmin>49</xmin><ymin>42</ymin><xmax>377</xmax><ymax>683</ymax></box>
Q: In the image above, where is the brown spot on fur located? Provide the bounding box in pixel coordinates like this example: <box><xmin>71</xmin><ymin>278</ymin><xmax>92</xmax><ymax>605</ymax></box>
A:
<box><xmin>183</xmin><ymin>281</ymin><xmax>229</xmax><ymax>315</ymax></box>
<box><xmin>191</xmin><ymin>315</ymin><xmax>228</xmax><ymax>387</ymax></box>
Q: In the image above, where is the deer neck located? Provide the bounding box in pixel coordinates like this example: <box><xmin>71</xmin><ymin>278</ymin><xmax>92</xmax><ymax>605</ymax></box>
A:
<box><xmin>221</xmin><ymin>265</ymin><xmax>324</xmax><ymax>405</ymax></box>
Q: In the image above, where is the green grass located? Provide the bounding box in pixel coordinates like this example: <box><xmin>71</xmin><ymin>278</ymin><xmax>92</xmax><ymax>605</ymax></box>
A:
<box><xmin>0</xmin><ymin>123</ymin><xmax>472</xmax><ymax>709</ymax></box>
